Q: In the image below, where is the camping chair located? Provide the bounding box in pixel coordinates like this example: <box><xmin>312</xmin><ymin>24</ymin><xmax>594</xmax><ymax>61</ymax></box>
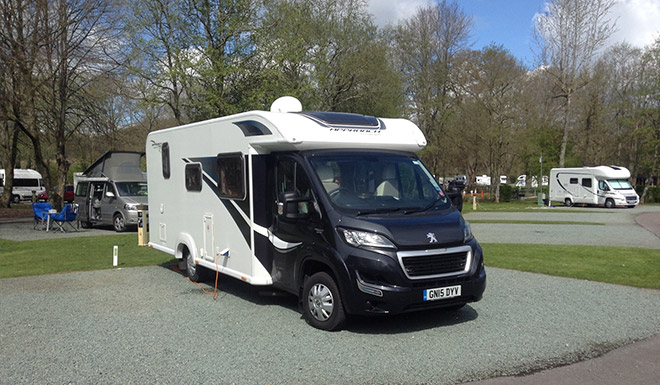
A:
<box><xmin>32</xmin><ymin>202</ymin><xmax>53</xmax><ymax>230</ymax></box>
<box><xmin>50</xmin><ymin>204</ymin><xmax>79</xmax><ymax>232</ymax></box>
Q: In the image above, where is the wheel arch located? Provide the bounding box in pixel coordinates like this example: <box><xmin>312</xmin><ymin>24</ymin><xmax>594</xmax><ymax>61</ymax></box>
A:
<box><xmin>176</xmin><ymin>233</ymin><xmax>198</xmax><ymax>262</ymax></box>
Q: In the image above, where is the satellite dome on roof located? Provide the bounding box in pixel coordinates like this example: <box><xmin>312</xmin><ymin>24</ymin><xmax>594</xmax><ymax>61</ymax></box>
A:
<box><xmin>270</xmin><ymin>96</ymin><xmax>302</xmax><ymax>113</ymax></box>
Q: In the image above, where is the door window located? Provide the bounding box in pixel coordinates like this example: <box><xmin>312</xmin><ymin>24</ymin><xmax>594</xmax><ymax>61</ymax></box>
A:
<box><xmin>276</xmin><ymin>158</ymin><xmax>312</xmax><ymax>213</ymax></box>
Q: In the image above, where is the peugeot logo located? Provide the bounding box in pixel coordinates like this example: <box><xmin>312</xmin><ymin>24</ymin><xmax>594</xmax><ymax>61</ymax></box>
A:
<box><xmin>426</xmin><ymin>232</ymin><xmax>437</xmax><ymax>243</ymax></box>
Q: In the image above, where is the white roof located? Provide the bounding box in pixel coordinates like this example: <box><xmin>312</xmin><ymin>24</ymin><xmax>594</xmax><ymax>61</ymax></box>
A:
<box><xmin>153</xmin><ymin>109</ymin><xmax>427</xmax><ymax>153</ymax></box>
<box><xmin>551</xmin><ymin>166</ymin><xmax>631</xmax><ymax>179</ymax></box>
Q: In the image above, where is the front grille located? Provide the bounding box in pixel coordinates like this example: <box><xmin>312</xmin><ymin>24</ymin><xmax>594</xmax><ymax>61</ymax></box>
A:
<box><xmin>397</xmin><ymin>245</ymin><xmax>472</xmax><ymax>280</ymax></box>
<box><xmin>626</xmin><ymin>196</ymin><xmax>636</xmax><ymax>203</ymax></box>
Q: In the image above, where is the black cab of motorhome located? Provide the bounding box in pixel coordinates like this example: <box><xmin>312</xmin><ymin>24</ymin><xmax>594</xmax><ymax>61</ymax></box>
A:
<box><xmin>271</xmin><ymin>149</ymin><xmax>486</xmax><ymax>330</ymax></box>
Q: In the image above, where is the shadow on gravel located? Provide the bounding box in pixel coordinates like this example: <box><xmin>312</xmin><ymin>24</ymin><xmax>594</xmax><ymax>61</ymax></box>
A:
<box><xmin>346</xmin><ymin>305</ymin><xmax>479</xmax><ymax>334</ymax></box>
<box><xmin>160</xmin><ymin>263</ymin><xmax>300</xmax><ymax>312</ymax></box>
<box><xmin>160</xmin><ymin>262</ymin><xmax>479</xmax><ymax>333</ymax></box>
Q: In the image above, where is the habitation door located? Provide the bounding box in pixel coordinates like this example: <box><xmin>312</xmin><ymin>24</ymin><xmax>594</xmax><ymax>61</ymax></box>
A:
<box><xmin>203</xmin><ymin>214</ymin><xmax>214</xmax><ymax>261</ymax></box>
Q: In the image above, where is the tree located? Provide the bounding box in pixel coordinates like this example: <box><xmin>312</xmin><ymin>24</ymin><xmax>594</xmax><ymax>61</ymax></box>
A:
<box><xmin>533</xmin><ymin>0</ymin><xmax>617</xmax><ymax>167</ymax></box>
<box><xmin>455</xmin><ymin>45</ymin><xmax>525</xmax><ymax>201</ymax></box>
<box><xmin>0</xmin><ymin>0</ymin><xmax>46</xmax><ymax>207</ymax></box>
<box><xmin>258</xmin><ymin>0</ymin><xmax>402</xmax><ymax>116</ymax></box>
<box><xmin>393</xmin><ymin>1</ymin><xmax>471</xmax><ymax>177</ymax></box>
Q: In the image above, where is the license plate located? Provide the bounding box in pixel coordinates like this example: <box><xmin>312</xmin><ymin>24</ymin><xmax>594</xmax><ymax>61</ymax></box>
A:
<box><xmin>423</xmin><ymin>285</ymin><xmax>461</xmax><ymax>301</ymax></box>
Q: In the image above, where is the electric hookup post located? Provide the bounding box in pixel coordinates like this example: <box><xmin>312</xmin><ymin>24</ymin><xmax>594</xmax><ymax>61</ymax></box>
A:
<box><xmin>137</xmin><ymin>205</ymin><xmax>148</xmax><ymax>246</ymax></box>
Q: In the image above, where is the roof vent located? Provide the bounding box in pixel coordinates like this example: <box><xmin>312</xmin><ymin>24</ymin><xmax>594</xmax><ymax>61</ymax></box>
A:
<box><xmin>270</xmin><ymin>96</ymin><xmax>302</xmax><ymax>113</ymax></box>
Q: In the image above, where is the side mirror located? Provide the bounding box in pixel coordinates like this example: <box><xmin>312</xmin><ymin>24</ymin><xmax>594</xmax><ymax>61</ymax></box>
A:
<box><xmin>105</xmin><ymin>191</ymin><xmax>115</xmax><ymax>199</ymax></box>
<box><xmin>278</xmin><ymin>191</ymin><xmax>311</xmax><ymax>220</ymax></box>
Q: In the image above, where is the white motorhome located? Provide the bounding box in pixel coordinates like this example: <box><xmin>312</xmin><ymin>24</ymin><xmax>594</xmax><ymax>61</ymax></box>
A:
<box><xmin>146</xmin><ymin>97</ymin><xmax>486</xmax><ymax>330</ymax></box>
<box><xmin>0</xmin><ymin>168</ymin><xmax>45</xmax><ymax>203</ymax></box>
<box><xmin>549</xmin><ymin>166</ymin><xmax>639</xmax><ymax>208</ymax></box>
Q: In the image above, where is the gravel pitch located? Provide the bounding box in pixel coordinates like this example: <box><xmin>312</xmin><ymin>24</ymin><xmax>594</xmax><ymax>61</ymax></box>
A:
<box><xmin>2</xmin><ymin>205</ymin><xmax>660</xmax><ymax>384</ymax></box>
<box><xmin>1</xmin><ymin>265</ymin><xmax>659</xmax><ymax>385</ymax></box>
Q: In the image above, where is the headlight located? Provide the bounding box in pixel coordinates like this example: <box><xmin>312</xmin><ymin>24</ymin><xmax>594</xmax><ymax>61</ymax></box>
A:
<box><xmin>124</xmin><ymin>203</ymin><xmax>137</xmax><ymax>211</ymax></box>
<box><xmin>463</xmin><ymin>220</ymin><xmax>473</xmax><ymax>242</ymax></box>
<box><xmin>339</xmin><ymin>228</ymin><xmax>396</xmax><ymax>249</ymax></box>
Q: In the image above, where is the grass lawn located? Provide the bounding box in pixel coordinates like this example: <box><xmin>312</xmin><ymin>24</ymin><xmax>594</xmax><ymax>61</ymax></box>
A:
<box><xmin>482</xmin><ymin>243</ymin><xmax>660</xmax><ymax>289</ymax></box>
<box><xmin>1</xmin><ymin>233</ymin><xmax>658</xmax><ymax>290</ymax></box>
<box><xmin>0</xmin><ymin>234</ymin><xmax>175</xmax><ymax>278</ymax></box>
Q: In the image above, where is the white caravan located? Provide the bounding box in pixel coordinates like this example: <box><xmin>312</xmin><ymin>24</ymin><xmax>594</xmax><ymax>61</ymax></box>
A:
<box><xmin>0</xmin><ymin>168</ymin><xmax>45</xmax><ymax>203</ymax></box>
<box><xmin>145</xmin><ymin>97</ymin><xmax>486</xmax><ymax>330</ymax></box>
<box><xmin>549</xmin><ymin>166</ymin><xmax>639</xmax><ymax>208</ymax></box>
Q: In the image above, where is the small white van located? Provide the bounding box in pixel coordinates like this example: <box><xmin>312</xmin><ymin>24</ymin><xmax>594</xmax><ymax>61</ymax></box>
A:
<box><xmin>0</xmin><ymin>168</ymin><xmax>45</xmax><ymax>203</ymax></box>
<box><xmin>549</xmin><ymin>166</ymin><xmax>639</xmax><ymax>208</ymax></box>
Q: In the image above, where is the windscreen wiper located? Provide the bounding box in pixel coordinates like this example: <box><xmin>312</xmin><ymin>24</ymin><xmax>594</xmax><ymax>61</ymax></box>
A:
<box><xmin>404</xmin><ymin>197</ymin><xmax>443</xmax><ymax>215</ymax></box>
<box><xmin>356</xmin><ymin>207</ymin><xmax>405</xmax><ymax>217</ymax></box>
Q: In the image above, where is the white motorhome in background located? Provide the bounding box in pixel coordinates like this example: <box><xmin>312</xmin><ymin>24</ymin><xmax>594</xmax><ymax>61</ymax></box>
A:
<box><xmin>475</xmin><ymin>175</ymin><xmax>491</xmax><ymax>186</ymax></box>
<box><xmin>549</xmin><ymin>166</ymin><xmax>639</xmax><ymax>208</ymax></box>
<box><xmin>145</xmin><ymin>96</ymin><xmax>486</xmax><ymax>330</ymax></box>
<box><xmin>515</xmin><ymin>175</ymin><xmax>526</xmax><ymax>187</ymax></box>
<box><xmin>0</xmin><ymin>168</ymin><xmax>45</xmax><ymax>203</ymax></box>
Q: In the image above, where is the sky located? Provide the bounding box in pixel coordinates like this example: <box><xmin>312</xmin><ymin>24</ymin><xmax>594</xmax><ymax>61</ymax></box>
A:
<box><xmin>368</xmin><ymin>0</ymin><xmax>660</xmax><ymax>67</ymax></box>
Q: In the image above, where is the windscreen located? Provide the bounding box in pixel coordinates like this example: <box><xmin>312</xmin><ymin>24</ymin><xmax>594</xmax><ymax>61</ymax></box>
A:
<box><xmin>115</xmin><ymin>182</ymin><xmax>148</xmax><ymax>197</ymax></box>
<box><xmin>309</xmin><ymin>153</ymin><xmax>449</xmax><ymax>214</ymax></box>
<box><xmin>607</xmin><ymin>179</ymin><xmax>633</xmax><ymax>190</ymax></box>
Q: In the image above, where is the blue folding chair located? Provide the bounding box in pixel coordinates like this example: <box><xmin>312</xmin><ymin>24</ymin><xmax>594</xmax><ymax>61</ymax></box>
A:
<box><xmin>32</xmin><ymin>202</ymin><xmax>53</xmax><ymax>230</ymax></box>
<box><xmin>51</xmin><ymin>204</ymin><xmax>79</xmax><ymax>232</ymax></box>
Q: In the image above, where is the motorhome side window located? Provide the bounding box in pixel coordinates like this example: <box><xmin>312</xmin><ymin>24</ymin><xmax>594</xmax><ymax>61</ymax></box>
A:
<box><xmin>582</xmin><ymin>178</ymin><xmax>592</xmax><ymax>188</ymax></box>
<box><xmin>162</xmin><ymin>142</ymin><xmax>171</xmax><ymax>179</ymax></box>
<box><xmin>570</xmin><ymin>178</ymin><xmax>578</xmax><ymax>184</ymax></box>
<box><xmin>217</xmin><ymin>153</ymin><xmax>245</xmax><ymax>199</ymax></box>
<box><xmin>185</xmin><ymin>163</ymin><xmax>203</xmax><ymax>192</ymax></box>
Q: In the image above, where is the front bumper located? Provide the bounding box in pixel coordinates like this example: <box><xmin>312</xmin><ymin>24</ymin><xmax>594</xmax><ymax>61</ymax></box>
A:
<box><xmin>341</xmin><ymin>241</ymin><xmax>486</xmax><ymax>316</ymax></box>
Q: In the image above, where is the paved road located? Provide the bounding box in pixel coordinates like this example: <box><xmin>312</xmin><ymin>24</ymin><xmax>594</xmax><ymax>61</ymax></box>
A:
<box><xmin>465</xmin><ymin>205</ymin><xmax>660</xmax><ymax>249</ymax></box>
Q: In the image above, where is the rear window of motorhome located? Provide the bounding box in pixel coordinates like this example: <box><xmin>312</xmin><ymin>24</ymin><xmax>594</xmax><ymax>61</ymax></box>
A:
<box><xmin>162</xmin><ymin>142</ymin><xmax>171</xmax><ymax>179</ymax></box>
<box><xmin>582</xmin><ymin>178</ymin><xmax>592</xmax><ymax>187</ymax></box>
<box><xmin>14</xmin><ymin>178</ymin><xmax>40</xmax><ymax>187</ymax></box>
<box><xmin>185</xmin><ymin>163</ymin><xmax>203</xmax><ymax>192</ymax></box>
<box><xmin>217</xmin><ymin>153</ymin><xmax>245</xmax><ymax>199</ymax></box>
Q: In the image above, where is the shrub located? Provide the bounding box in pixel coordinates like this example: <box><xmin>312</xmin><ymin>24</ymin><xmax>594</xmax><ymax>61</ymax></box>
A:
<box><xmin>499</xmin><ymin>184</ymin><xmax>513</xmax><ymax>202</ymax></box>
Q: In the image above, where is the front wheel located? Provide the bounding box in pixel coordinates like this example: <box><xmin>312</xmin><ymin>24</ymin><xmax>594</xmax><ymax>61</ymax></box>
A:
<box><xmin>564</xmin><ymin>198</ymin><xmax>572</xmax><ymax>207</ymax></box>
<box><xmin>604</xmin><ymin>199</ymin><xmax>615</xmax><ymax>209</ymax></box>
<box><xmin>113</xmin><ymin>213</ymin><xmax>126</xmax><ymax>232</ymax></box>
<box><xmin>302</xmin><ymin>272</ymin><xmax>346</xmax><ymax>331</ymax></box>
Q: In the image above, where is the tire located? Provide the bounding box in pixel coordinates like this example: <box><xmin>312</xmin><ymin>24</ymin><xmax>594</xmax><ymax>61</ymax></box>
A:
<box><xmin>302</xmin><ymin>272</ymin><xmax>346</xmax><ymax>331</ymax></box>
<box><xmin>564</xmin><ymin>198</ymin><xmax>572</xmax><ymax>207</ymax></box>
<box><xmin>604</xmin><ymin>199</ymin><xmax>615</xmax><ymax>209</ymax></box>
<box><xmin>80</xmin><ymin>220</ymin><xmax>91</xmax><ymax>229</ymax></box>
<box><xmin>113</xmin><ymin>213</ymin><xmax>126</xmax><ymax>232</ymax></box>
<box><xmin>11</xmin><ymin>195</ymin><xmax>20</xmax><ymax>204</ymax></box>
<box><xmin>184</xmin><ymin>248</ymin><xmax>203</xmax><ymax>282</ymax></box>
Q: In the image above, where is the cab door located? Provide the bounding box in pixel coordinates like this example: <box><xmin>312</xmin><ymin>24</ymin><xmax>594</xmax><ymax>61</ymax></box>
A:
<box><xmin>270</xmin><ymin>156</ymin><xmax>320</xmax><ymax>290</ymax></box>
